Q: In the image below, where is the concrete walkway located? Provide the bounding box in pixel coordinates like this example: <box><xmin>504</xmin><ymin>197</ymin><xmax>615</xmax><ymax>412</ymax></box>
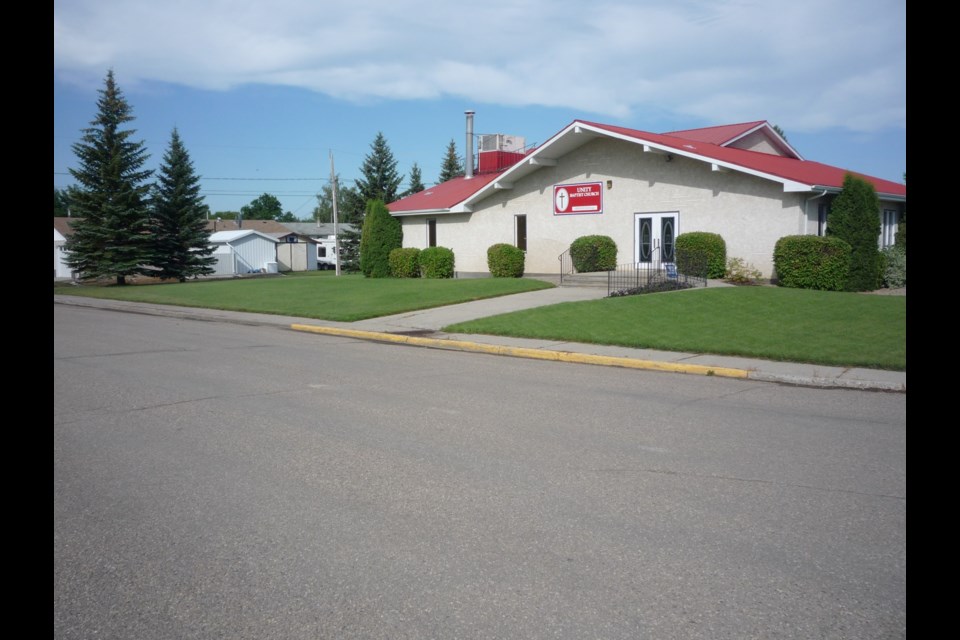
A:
<box><xmin>54</xmin><ymin>282</ymin><xmax>906</xmax><ymax>392</ymax></box>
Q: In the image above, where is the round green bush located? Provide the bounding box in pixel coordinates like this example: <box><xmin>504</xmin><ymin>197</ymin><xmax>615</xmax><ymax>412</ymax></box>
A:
<box><xmin>420</xmin><ymin>246</ymin><xmax>455</xmax><ymax>278</ymax></box>
<box><xmin>773</xmin><ymin>235</ymin><xmax>851</xmax><ymax>291</ymax></box>
<box><xmin>487</xmin><ymin>243</ymin><xmax>525</xmax><ymax>277</ymax></box>
<box><xmin>389</xmin><ymin>247</ymin><xmax>421</xmax><ymax>278</ymax></box>
<box><xmin>676</xmin><ymin>232</ymin><xmax>726</xmax><ymax>279</ymax></box>
<box><xmin>569</xmin><ymin>235</ymin><xmax>617</xmax><ymax>272</ymax></box>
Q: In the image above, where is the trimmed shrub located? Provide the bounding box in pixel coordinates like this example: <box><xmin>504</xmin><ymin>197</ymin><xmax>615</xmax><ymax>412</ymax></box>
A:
<box><xmin>359</xmin><ymin>199</ymin><xmax>402</xmax><ymax>278</ymax></box>
<box><xmin>569</xmin><ymin>235</ymin><xmax>617</xmax><ymax>272</ymax></box>
<box><xmin>880</xmin><ymin>246</ymin><xmax>906</xmax><ymax>288</ymax></box>
<box><xmin>826</xmin><ymin>174</ymin><xmax>881</xmax><ymax>291</ymax></box>
<box><xmin>676</xmin><ymin>232</ymin><xmax>726</xmax><ymax>279</ymax></box>
<box><xmin>389</xmin><ymin>247</ymin><xmax>421</xmax><ymax>278</ymax></box>
<box><xmin>420</xmin><ymin>246</ymin><xmax>455</xmax><ymax>278</ymax></box>
<box><xmin>773</xmin><ymin>235</ymin><xmax>851</xmax><ymax>291</ymax></box>
<box><xmin>487</xmin><ymin>243</ymin><xmax>525</xmax><ymax>277</ymax></box>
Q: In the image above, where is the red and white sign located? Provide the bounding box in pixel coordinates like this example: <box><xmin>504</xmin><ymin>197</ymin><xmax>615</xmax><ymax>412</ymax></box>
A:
<box><xmin>553</xmin><ymin>182</ymin><xmax>603</xmax><ymax>215</ymax></box>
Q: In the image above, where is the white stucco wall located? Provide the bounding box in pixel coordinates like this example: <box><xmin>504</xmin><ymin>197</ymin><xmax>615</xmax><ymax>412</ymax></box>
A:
<box><xmin>400</xmin><ymin>138</ymin><xmax>808</xmax><ymax>277</ymax></box>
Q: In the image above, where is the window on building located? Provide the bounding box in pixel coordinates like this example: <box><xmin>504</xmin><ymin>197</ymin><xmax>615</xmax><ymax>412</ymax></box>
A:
<box><xmin>318</xmin><ymin>246</ymin><xmax>327</xmax><ymax>258</ymax></box>
<box><xmin>881</xmin><ymin>209</ymin><xmax>900</xmax><ymax>248</ymax></box>
<box><xmin>818</xmin><ymin>203</ymin><xmax>829</xmax><ymax>236</ymax></box>
<box><xmin>427</xmin><ymin>219</ymin><xmax>437</xmax><ymax>247</ymax></box>
<box><xmin>285</xmin><ymin>235</ymin><xmax>298</xmax><ymax>243</ymax></box>
<box><xmin>515</xmin><ymin>215</ymin><xmax>527</xmax><ymax>251</ymax></box>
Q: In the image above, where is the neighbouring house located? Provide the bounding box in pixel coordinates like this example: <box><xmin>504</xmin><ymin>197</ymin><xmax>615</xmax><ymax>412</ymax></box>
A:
<box><xmin>53</xmin><ymin>217</ymin><xmax>77</xmax><ymax>279</ymax></box>
<box><xmin>387</xmin><ymin>116</ymin><xmax>907</xmax><ymax>278</ymax></box>
<box><xmin>208</xmin><ymin>230</ymin><xmax>279</xmax><ymax>276</ymax></box>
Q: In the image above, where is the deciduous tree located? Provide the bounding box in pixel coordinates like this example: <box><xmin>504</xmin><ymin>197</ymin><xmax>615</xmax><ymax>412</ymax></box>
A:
<box><xmin>240</xmin><ymin>193</ymin><xmax>284</xmax><ymax>220</ymax></box>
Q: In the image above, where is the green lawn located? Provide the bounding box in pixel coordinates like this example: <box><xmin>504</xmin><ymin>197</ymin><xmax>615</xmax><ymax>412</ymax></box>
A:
<box><xmin>444</xmin><ymin>287</ymin><xmax>906</xmax><ymax>371</ymax></box>
<box><xmin>54</xmin><ymin>272</ymin><xmax>554</xmax><ymax>321</ymax></box>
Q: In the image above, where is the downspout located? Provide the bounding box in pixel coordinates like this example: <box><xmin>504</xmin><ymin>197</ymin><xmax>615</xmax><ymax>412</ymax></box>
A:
<box><xmin>803</xmin><ymin>189</ymin><xmax>829</xmax><ymax>235</ymax></box>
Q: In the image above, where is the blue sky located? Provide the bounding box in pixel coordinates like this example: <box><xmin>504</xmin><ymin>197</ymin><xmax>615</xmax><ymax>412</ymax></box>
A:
<box><xmin>54</xmin><ymin>0</ymin><xmax>906</xmax><ymax>219</ymax></box>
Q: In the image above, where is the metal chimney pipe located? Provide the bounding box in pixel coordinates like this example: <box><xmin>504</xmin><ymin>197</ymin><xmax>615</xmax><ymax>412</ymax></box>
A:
<box><xmin>465</xmin><ymin>110</ymin><xmax>475</xmax><ymax>179</ymax></box>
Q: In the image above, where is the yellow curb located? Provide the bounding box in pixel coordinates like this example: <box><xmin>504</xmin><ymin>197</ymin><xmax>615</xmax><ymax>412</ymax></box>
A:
<box><xmin>290</xmin><ymin>324</ymin><xmax>750</xmax><ymax>379</ymax></box>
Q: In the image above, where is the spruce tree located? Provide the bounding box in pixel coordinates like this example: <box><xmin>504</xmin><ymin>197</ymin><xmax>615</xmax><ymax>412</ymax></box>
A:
<box><xmin>405</xmin><ymin>162</ymin><xmax>426</xmax><ymax>196</ymax></box>
<box><xmin>65</xmin><ymin>70</ymin><xmax>153</xmax><ymax>284</ymax></box>
<box><xmin>355</xmin><ymin>132</ymin><xmax>404</xmax><ymax>204</ymax></box>
<box><xmin>438</xmin><ymin>139</ymin><xmax>464</xmax><ymax>182</ymax></box>
<box><xmin>152</xmin><ymin>128</ymin><xmax>216</xmax><ymax>282</ymax></box>
<box><xmin>827</xmin><ymin>174</ymin><xmax>881</xmax><ymax>291</ymax></box>
<box><xmin>54</xmin><ymin>188</ymin><xmax>72</xmax><ymax>217</ymax></box>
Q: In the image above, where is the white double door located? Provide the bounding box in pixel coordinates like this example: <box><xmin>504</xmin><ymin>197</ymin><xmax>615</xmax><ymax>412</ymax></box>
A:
<box><xmin>634</xmin><ymin>212</ymin><xmax>678</xmax><ymax>265</ymax></box>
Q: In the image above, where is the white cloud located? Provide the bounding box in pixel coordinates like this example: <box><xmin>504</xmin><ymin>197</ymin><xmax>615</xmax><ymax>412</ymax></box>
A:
<box><xmin>53</xmin><ymin>0</ymin><xmax>905</xmax><ymax>132</ymax></box>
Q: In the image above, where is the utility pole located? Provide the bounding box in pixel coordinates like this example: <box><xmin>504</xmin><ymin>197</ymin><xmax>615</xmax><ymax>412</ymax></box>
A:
<box><xmin>330</xmin><ymin>151</ymin><xmax>341</xmax><ymax>277</ymax></box>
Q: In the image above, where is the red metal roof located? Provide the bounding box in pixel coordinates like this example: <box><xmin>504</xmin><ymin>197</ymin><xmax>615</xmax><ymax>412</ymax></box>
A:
<box><xmin>663</xmin><ymin>121</ymin><xmax>766</xmax><ymax>146</ymax></box>
<box><xmin>581</xmin><ymin>121</ymin><xmax>906</xmax><ymax>197</ymax></box>
<box><xmin>389</xmin><ymin>173</ymin><xmax>501</xmax><ymax>213</ymax></box>
<box><xmin>388</xmin><ymin>119</ymin><xmax>905</xmax><ymax>215</ymax></box>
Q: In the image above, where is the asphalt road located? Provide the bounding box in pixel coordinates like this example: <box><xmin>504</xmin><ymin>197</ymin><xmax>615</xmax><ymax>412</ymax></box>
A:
<box><xmin>54</xmin><ymin>304</ymin><xmax>906</xmax><ymax>639</ymax></box>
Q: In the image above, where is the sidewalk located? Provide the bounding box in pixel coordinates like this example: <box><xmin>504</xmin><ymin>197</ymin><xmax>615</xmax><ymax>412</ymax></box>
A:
<box><xmin>54</xmin><ymin>286</ymin><xmax>906</xmax><ymax>392</ymax></box>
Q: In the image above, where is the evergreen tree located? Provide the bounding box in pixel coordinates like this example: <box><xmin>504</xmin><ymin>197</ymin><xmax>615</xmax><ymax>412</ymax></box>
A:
<box><xmin>359</xmin><ymin>199</ymin><xmax>402</xmax><ymax>278</ymax></box>
<box><xmin>827</xmin><ymin>174</ymin><xmax>881</xmax><ymax>291</ymax></box>
<box><xmin>404</xmin><ymin>162</ymin><xmax>426</xmax><ymax>197</ymax></box>
<box><xmin>54</xmin><ymin>188</ymin><xmax>72</xmax><ymax>217</ymax></box>
<box><xmin>438</xmin><ymin>139</ymin><xmax>464</xmax><ymax>182</ymax></box>
<box><xmin>151</xmin><ymin>128</ymin><xmax>216</xmax><ymax>282</ymax></box>
<box><xmin>772</xmin><ymin>124</ymin><xmax>788</xmax><ymax>141</ymax></box>
<box><xmin>64</xmin><ymin>70</ymin><xmax>154</xmax><ymax>284</ymax></box>
<box><xmin>355</xmin><ymin>132</ymin><xmax>404</xmax><ymax>204</ymax></box>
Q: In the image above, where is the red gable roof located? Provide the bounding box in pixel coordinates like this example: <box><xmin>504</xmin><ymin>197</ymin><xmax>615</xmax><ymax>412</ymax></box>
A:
<box><xmin>388</xmin><ymin>119</ymin><xmax>905</xmax><ymax>214</ymax></box>
<box><xmin>581</xmin><ymin>121</ymin><xmax>906</xmax><ymax>197</ymax></box>
<box><xmin>664</xmin><ymin>121</ymin><xmax>766</xmax><ymax>146</ymax></box>
<box><xmin>389</xmin><ymin>173</ymin><xmax>501</xmax><ymax>213</ymax></box>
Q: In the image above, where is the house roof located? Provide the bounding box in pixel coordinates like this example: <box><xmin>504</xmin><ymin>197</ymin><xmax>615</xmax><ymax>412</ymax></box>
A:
<box><xmin>208</xmin><ymin>230</ymin><xmax>279</xmax><ymax>243</ymax></box>
<box><xmin>53</xmin><ymin>217</ymin><xmax>78</xmax><ymax>237</ymax></box>
<box><xmin>204</xmin><ymin>219</ymin><xmax>292</xmax><ymax>235</ymax></box>
<box><xmin>388</xmin><ymin>119</ymin><xmax>905</xmax><ymax>215</ymax></box>
<box><xmin>665</xmin><ymin>121</ymin><xmax>766</xmax><ymax>146</ymax></box>
<box><xmin>280</xmin><ymin>222</ymin><xmax>359</xmax><ymax>236</ymax></box>
<box><xmin>387</xmin><ymin>173</ymin><xmax>502</xmax><ymax>213</ymax></box>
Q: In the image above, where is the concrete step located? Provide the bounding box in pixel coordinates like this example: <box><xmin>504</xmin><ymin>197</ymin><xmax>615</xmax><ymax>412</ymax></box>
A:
<box><xmin>559</xmin><ymin>272</ymin><xmax>608</xmax><ymax>288</ymax></box>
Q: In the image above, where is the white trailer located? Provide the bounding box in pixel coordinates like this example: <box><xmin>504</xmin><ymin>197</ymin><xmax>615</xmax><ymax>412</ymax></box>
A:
<box><xmin>315</xmin><ymin>235</ymin><xmax>343</xmax><ymax>270</ymax></box>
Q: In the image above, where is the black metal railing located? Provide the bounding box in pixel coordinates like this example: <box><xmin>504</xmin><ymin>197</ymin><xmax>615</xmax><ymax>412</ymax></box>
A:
<box><xmin>607</xmin><ymin>252</ymin><xmax>707</xmax><ymax>296</ymax></box>
<box><xmin>558</xmin><ymin>248</ymin><xmax>575</xmax><ymax>284</ymax></box>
